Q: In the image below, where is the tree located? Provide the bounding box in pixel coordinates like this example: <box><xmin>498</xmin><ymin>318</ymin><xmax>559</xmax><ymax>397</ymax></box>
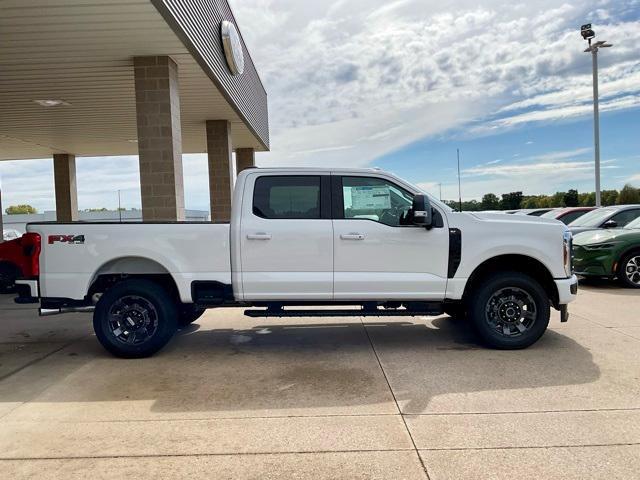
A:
<box><xmin>481</xmin><ymin>193</ymin><xmax>500</xmax><ymax>210</ymax></box>
<box><xmin>617</xmin><ymin>184</ymin><xmax>640</xmax><ymax>205</ymax></box>
<box><xmin>564</xmin><ymin>189</ymin><xmax>579</xmax><ymax>207</ymax></box>
<box><xmin>522</xmin><ymin>197</ymin><xmax>539</xmax><ymax>209</ymax></box>
<box><xmin>500</xmin><ymin>192</ymin><xmax>522</xmax><ymax>210</ymax></box>
<box><xmin>579</xmin><ymin>192</ymin><xmax>595</xmax><ymax>206</ymax></box>
<box><xmin>550</xmin><ymin>192</ymin><xmax>565</xmax><ymax>208</ymax></box>
<box><xmin>601</xmin><ymin>190</ymin><xmax>618</xmax><ymax>206</ymax></box>
<box><xmin>5</xmin><ymin>204</ymin><xmax>36</xmax><ymax>215</ymax></box>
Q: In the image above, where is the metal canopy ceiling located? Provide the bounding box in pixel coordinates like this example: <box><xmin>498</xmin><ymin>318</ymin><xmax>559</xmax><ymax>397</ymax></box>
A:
<box><xmin>0</xmin><ymin>0</ymin><xmax>267</xmax><ymax>161</ymax></box>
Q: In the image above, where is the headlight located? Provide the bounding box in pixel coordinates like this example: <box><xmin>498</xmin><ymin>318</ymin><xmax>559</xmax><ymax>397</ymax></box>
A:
<box><xmin>583</xmin><ymin>242</ymin><xmax>619</xmax><ymax>251</ymax></box>
<box><xmin>563</xmin><ymin>231</ymin><xmax>572</xmax><ymax>276</ymax></box>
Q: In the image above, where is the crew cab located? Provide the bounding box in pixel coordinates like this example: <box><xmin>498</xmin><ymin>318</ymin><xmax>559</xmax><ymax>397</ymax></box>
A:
<box><xmin>16</xmin><ymin>168</ymin><xmax>578</xmax><ymax>357</ymax></box>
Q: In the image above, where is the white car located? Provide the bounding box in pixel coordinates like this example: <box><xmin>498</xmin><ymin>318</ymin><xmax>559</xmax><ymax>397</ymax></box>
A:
<box><xmin>17</xmin><ymin>168</ymin><xmax>577</xmax><ymax>357</ymax></box>
<box><xmin>3</xmin><ymin>228</ymin><xmax>21</xmax><ymax>241</ymax></box>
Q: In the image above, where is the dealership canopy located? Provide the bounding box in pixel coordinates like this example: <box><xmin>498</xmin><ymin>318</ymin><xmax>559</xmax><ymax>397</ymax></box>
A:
<box><xmin>0</xmin><ymin>0</ymin><xmax>269</xmax><ymax>224</ymax></box>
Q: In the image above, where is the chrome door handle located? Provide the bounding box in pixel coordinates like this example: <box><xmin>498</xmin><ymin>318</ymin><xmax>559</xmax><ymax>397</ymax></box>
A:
<box><xmin>340</xmin><ymin>233</ymin><xmax>365</xmax><ymax>240</ymax></box>
<box><xmin>247</xmin><ymin>233</ymin><xmax>272</xmax><ymax>240</ymax></box>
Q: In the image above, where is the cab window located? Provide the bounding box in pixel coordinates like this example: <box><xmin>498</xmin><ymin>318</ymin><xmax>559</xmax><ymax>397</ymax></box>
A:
<box><xmin>341</xmin><ymin>176</ymin><xmax>414</xmax><ymax>227</ymax></box>
<box><xmin>253</xmin><ymin>176</ymin><xmax>321</xmax><ymax>219</ymax></box>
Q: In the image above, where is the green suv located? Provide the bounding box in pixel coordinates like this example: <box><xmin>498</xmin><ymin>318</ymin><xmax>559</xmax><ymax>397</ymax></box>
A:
<box><xmin>573</xmin><ymin>216</ymin><xmax>640</xmax><ymax>288</ymax></box>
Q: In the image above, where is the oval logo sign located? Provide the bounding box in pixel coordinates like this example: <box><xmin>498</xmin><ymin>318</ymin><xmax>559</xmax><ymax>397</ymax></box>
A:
<box><xmin>221</xmin><ymin>20</ymin><xmax>244</xmax><ymax>75</ymax></box>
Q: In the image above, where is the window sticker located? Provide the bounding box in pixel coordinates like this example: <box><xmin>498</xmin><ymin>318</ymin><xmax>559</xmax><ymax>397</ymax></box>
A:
<box><xmin>351</xmin><ymin>185</ymin><xmax>391</xmax><ymax>210</ymax></box>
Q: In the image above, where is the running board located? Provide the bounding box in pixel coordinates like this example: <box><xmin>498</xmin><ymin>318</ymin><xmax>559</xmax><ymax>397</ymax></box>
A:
<box><xmin>244</xmin><ymin>306</ymin><xmax>443</xmax><ymax>318</ymax></box>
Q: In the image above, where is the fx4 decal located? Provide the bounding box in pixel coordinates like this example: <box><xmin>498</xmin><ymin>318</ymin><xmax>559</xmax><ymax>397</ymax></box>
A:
<box><xmin>48</xmin><ymin>234</ymin><xmax>85</xmax><ymax>245</ymax></box>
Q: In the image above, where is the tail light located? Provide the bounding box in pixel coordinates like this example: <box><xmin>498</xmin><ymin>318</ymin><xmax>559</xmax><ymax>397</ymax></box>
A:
<box><xmin>21</xmin><ymin>232</ymin><xmax>41</xmax><ymax>277</ymax></box>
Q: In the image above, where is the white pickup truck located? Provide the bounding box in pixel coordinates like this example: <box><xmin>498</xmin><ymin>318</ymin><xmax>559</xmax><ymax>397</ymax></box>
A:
<box><xmin>16</xmin><ymin>168</ymin><xmax>578</xmax><ymax>357</ymax></box>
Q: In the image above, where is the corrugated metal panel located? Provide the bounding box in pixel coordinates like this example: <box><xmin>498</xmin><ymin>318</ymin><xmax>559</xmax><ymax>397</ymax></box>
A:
<box><xmin>153</xmin><ymin>0</ymin><xmax>269</xmax><ymax>150</ymax></box>
<box><xmin>0</xmin><ymin>0</ymin><xmax>268</xmax><ymax>160</ymax></box>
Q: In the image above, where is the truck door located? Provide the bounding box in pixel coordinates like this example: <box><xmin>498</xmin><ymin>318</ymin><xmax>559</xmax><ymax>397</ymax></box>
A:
<box><xmin>240</xmin><ymin>174</ymin><xmax>333</xmax><ymax>300</ymax></box>
<box><xmin>332</xmin><ymin>175</ymin><xmax>449</xmax><ymax>300</ymax></box>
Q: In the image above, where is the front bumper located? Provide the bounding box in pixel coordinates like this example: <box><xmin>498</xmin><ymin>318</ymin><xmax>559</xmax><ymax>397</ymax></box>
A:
<box><xmin>572</xmin><ymin>245</ymin><xmax>615</xmax><ymax>277</ymax></box>
<box><xmin>555</xmin><ymin>274</ymin><xmax>578</xmax><ymax>305</ymax></box>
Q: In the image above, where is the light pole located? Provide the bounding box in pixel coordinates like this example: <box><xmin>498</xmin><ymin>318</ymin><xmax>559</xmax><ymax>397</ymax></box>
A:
<box><xmin>457</xmin><ymin>148</ymin><xmax>462</xmax><ymax>212</ymax></box>
<box><xmin>581</xmin><ymin>24</ymin><xmax>612</xmax><ymax>207</ymax></box>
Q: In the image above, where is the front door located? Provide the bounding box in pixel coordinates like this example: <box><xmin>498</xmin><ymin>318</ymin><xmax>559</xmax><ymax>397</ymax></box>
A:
<box><xmin>332</xmin><ymin>175</ymin><xmax>449</xmax><ymax>300</ymax></box>
<box><xmin>240</xmin><ymin>174</ymin><xmax>333</xmax><ymax>300</ymax></box>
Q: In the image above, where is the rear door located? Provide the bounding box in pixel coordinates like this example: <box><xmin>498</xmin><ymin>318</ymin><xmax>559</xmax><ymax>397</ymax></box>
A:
<box><xmin>239</xmin><ymin>173</ymin><xmax>333</xmax><ymax>300</ymax></box>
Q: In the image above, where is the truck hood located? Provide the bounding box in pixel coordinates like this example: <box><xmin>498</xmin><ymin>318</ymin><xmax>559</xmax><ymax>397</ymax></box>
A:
<box><xmin>573</xmin><ymin>228</ymin><xmax>640</xmax><ymax>246</ymax></box>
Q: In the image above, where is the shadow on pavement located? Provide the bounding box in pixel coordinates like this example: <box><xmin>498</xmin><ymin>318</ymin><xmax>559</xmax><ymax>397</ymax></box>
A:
<box><xmin>0</xmin><ymin>314</ymin><xmax>601</xmax><ymax>416</ymax></box>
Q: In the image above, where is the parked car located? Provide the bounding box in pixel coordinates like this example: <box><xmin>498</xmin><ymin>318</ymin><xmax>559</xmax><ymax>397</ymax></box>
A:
<box><xmin>541</xmin><ymin>207</ymin><xmax>597</xmax><ymax>225</ymax></box>
<box><xmin>509</xmin><ymin>208</ymin><xmax>556</xmax><ymax>216</ymax></box>
<box><xmin>568</xmin><ymin>205</ymin><xmax>640</xmax><ymax>234</ymax></box>
<box><xmin>3</xmin><ymin>228</ymin><xmax>21</xmax><ymax>241</ymax></box>
<box><xmin>16</xmin><ymin>168</ymin><xmax>577</xmax><ymax>357</ymax></box>
<box><xmin>573</xmin><ymin>216</ymin><xmax>640</xmax><ymax>288</ymax></box>
<box><xmin>0</xmin><ymin>234</ymin><xmax>40</xmax><ymax>292</ymax></box>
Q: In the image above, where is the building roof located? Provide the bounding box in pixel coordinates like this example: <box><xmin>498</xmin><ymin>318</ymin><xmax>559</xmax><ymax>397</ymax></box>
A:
<box><xmin>0</xmin><ymin>0</ymin><xmax>269</xmax><ymax>161</ymax></box>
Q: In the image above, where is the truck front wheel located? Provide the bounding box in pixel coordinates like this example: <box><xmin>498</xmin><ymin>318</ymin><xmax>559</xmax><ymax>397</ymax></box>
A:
<box><xmin>93</xmin><ymin>279</ymin><xmax>178</xmax><ymax>358</ymax></box>
<box><xmin>468</xmin><ymin>272</ymin><xmax>550</xmax><ymax>349</ymax></box>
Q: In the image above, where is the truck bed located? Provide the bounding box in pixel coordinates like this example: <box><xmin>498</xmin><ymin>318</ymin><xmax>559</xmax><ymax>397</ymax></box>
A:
<box><xmin>26</xmin><ymin>222</ymin><xmax>231</xmax><ymax>302</ymax></box>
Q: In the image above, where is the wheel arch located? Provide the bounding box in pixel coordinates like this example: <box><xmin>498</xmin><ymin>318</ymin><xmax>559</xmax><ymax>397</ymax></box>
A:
<box><xmin>87</xmin><ymin>256</ymin><xmax>180</xmax><ymax>301</ymax></box>
<box><xmin>463</xmin><ymin>254</ymin><xmax>559</xmax><ymax>307</ymax></box>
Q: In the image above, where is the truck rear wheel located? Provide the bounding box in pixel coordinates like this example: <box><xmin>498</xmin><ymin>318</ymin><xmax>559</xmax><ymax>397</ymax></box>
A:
<box><xmin>93</xmin><ymin>279</ymin><xmax>178</xmax><ymax>358</ymax></box>
<box><xmin>468</xmin><ymin>272</ymin><xmax>549</xmax><ymax>349</ymax></box>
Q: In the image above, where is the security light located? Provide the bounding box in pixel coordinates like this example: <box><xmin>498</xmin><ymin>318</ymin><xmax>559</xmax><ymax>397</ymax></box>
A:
<box><xmin>580</xmin><ymin>23</ymin><xmax>595</xmax><ymax>41</ymax></box>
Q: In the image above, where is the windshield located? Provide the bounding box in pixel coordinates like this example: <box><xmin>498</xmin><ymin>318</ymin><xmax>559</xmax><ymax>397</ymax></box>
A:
<box><xmin>568</xmin><ymin>208</ymin><xmax>615</xmax><ymax>227</ymax></box>
<box><xmin>625</xmin><ymin>217</ymin><xmax>640</xmax><ymax>229</ymax></box>
<box><xmin>541</xmin><ymin>209</ymin><xmax>559</xmax><ymax>218</ymax></box>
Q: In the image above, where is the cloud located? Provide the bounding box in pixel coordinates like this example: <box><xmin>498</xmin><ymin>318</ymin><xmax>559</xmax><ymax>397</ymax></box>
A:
<box><xmin>227</xmin><ymin>0</ymin><xmax>640</xmax><ymax>169</ymax></box>
<box><xmin>3</xmin><ymin>1</ymin><xmax>640</xmax><ymax>211</ymax></box>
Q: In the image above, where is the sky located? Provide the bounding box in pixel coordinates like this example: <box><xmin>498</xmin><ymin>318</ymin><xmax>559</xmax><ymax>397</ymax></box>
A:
<box><xmin>1</xmin><ymin>0</ymin><xmax>639</xmax><ymax>212</ymax></box>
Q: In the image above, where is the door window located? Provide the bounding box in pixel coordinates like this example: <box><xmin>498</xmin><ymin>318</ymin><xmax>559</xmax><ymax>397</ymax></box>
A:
<box><xmin>559</xmin><ymin>211</ymin><xmax>585</xmax><ymax>225</ymax></box>
<box><xmin>341</xmin><ymin>177</ymin><xmax>414</xmax><ymax>227</ymax></box>
<box><xmin>253</xmin><ymin>176</ymin><xmax>321</xmax><ymax>219</ymax></box>
<box><xmin>610</xmin><ymin>209</ymin><xmax>640</xmax><ymax>227</ymax></box>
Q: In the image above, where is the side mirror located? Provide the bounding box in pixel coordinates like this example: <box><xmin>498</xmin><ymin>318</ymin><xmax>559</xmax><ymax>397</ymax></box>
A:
<box><xmin>602</xmin><ymin>219</ymin><xmax>618</xmax><ymax>229</ymax></box>
<box><xmin>412</xmin><ymin>194</ymin><xmax>432</xmax><ymax>228</ymax></box>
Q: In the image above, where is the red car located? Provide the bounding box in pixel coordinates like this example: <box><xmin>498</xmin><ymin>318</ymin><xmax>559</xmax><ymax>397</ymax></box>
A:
<box><xmin>540</xmin><ymin>206</ymin><xmax>598</xmax><ymax>225</ymax></box>
<box><xmin>0</xmin><ymin>233</ymin><xmax>41</xmax><ymax>292</ymax></box>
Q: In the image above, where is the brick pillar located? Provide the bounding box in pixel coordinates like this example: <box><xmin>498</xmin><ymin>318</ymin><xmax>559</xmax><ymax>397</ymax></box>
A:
<box><xmin>236</xmin><ymin>148</ymin><xmax>255</xmax><ymax>173</ymax></box>
<box><xmin>134</xmin><ymin>56</ymin><xmax>185</xmax><ymax>221</ymax></box>
<box><xmin>53</xmin><ymin>153</ymin><xmax>78</xmax><ymax>222</ymax></box>
<box><xmin>206</xmin><ymin>120</ymin><xmax>233</xmax><ymax>222</ymax></box>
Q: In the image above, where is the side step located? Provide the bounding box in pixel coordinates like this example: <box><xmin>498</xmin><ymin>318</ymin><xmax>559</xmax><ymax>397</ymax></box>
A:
<box><xmin>244</xmin><ymin>306</ymin><xmax>443</xmax><ymax>318</ymax></box>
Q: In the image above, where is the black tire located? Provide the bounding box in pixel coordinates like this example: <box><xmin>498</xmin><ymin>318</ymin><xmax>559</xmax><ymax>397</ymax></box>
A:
<box><xmin>93</xmin><ymin>279</ymin><xmax>178</xmax><ymax>358</ymax></box>
<box><xmin>618</xmin><ymin>251</ymin><xmax>640</xmax><ymax>288</ymax></box>
<box><xmin>0</xmin><ymin>262</ymin><xmax>19</xmax><ymax>293</ymax></box>
<box><xmin>467</xmin><ymin>272</ymin><xmax>550</xmax><ymax>349</ymax></box>
<box><xmin>178</xmin><ymin>304</ymin><xmax>206</xmax><ymax>327</ymax></box>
